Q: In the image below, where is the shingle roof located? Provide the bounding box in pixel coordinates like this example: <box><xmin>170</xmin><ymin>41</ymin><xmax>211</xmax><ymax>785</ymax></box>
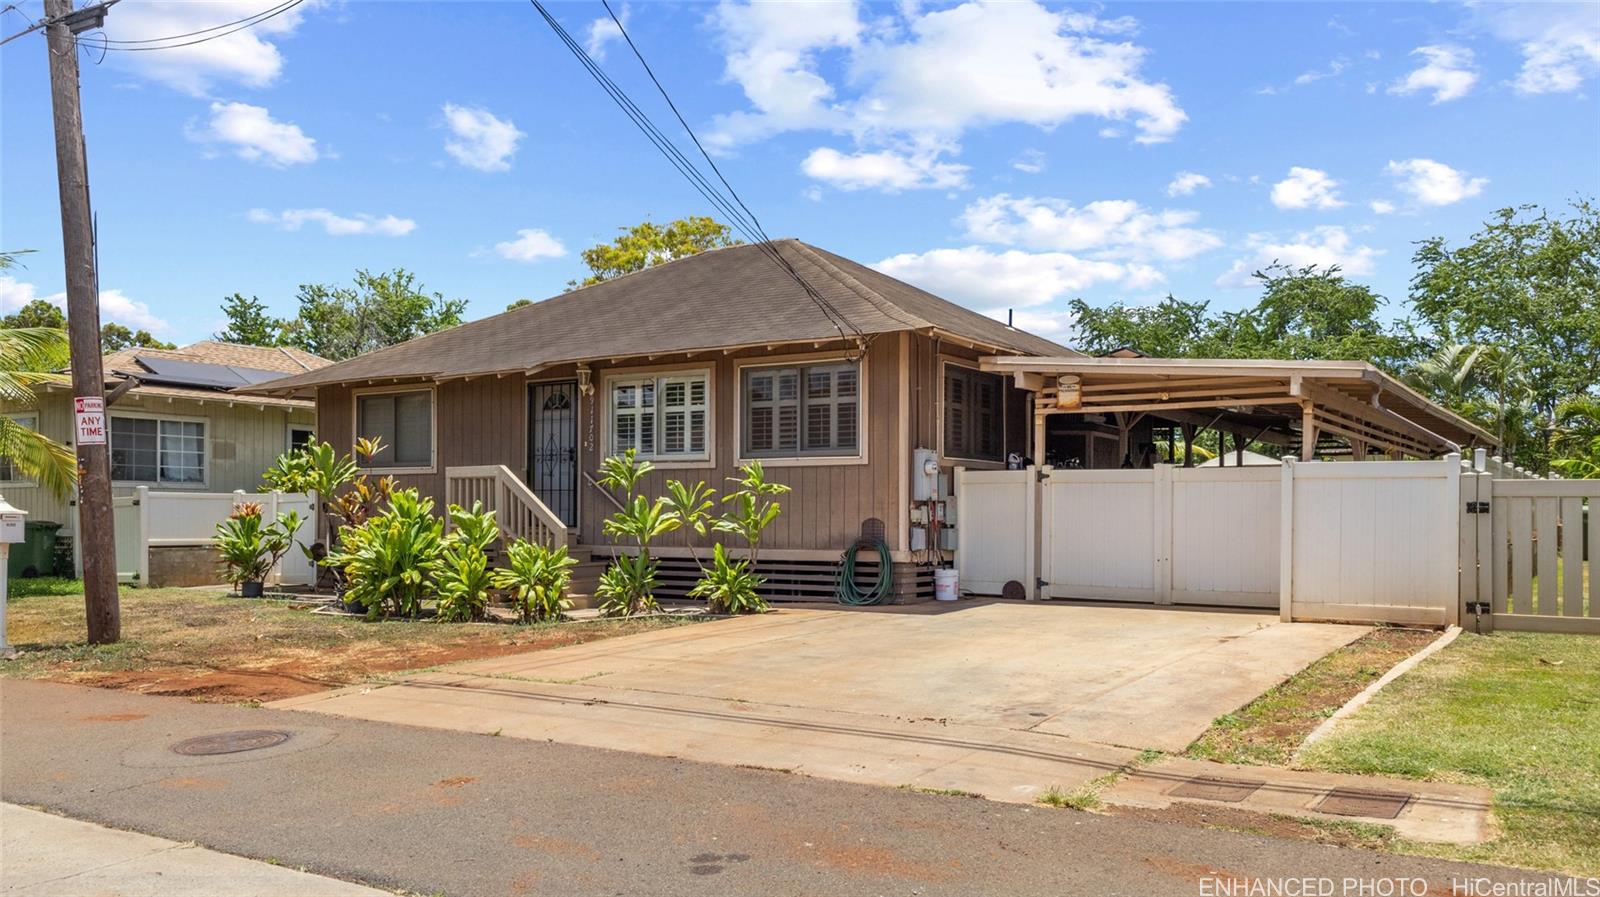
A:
<box><xmin>102</xmin><ymin>341</ymin><xmax>330</xmax><ymax>407</ymax></box>
<box><xmin>242</xmin><ymin>239</ymin><xmax>1075</xmax><ymax>395</ymax></box>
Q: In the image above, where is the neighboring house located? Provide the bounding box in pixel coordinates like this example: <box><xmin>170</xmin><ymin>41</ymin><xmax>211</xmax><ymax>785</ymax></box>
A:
<box><xmin>0</xmin><ymin>340</ymin><xmax>331</xmax><ymax>567</ymax></box>
<box><xmin>242</xmin><ymin>239</ymin><xmax>1069</xmax><ymax>600</ymax></box>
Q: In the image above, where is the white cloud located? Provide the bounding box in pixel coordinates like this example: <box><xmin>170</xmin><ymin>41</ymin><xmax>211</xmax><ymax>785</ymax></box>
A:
<box><xmin>961</xmin><ymin>194</ymin><xmax>1222</xmax><ymax>262</ymax></box>
<box><xmin>0</xmin><ymin>276</ymin><xmax>169</xmax><ymax>333</ymax></box>
<box><xmin>1384</xmin><ymin>158</ymin><xmax>1488</xmax><ymax>206</ymax></box>
<box><xmin>188</xmin><ymin>102</ymin><xmax>317</xmax><ymax>168</ymax></box>
<box><xmin>876</xmin><ymin>246</ymin><xmax>1160</xmax><ymax>309</ymax></box>
<box><xmin>1011</xmin><ymin>149</ymin><xmax>1046</xmax><ymax>174</ymax></box>
<box><xmin>441</xmin><ymin>104</ymin><xmax>525</xmax><ymax>172</ymax></box>
<box><xmin>248</xmin><ymin>208</ymin><xmax>416</xmax><ymax>237</ymax></box>
<box><xmin>1270</xmin><ymin>167</ymin><xmax>1345</xmax><ymax>210</ymax></box>
<box><xmin>1216</xmin><ymin>226</ymin><xmax>1381</xmax><ymax>288</ymax></box>
<box><xmin>800</xmin><ymin>146</ymin><xmax>968</xmax><ymax>192</ymax></box>
<box><xmin>585</xmin><ymin>4</ymin><xmax>629</xmax><ymax>60</ymax></box>
<box><xmin>1388</xmin><ymin>45</ymin><xmax>1478</xmax><ymax>104</ymax></box>
<box><xmin>1166</xmin><ymin>171</ymin><xmax>1211</xmax><ymax>197</ymax></box>
<box><xmin>493</xmin><ymin>229</ymin><xmax>567</xmax><ymax>263</ymax></box>
<box><xmin>1475</xmin><ymin>3</ymin><xmax>1600</xmax><ymax>94</ymax></box>
<box><xmin>101</xmin><ymin>0</ymin><xmax>318</xmax><ymax>95</ymax></box>
<box><xmin>708</xmin><ymin>1</ymin><xmax>1184</xmax><ymax>180</ymax></box>
<box><xmin>1000</xmin><ymin>307</ymin><xmax>1078</xmax><ymax>336</ymax></box>
<box><xmin>1369</xmin><ymin>199</ymin><xmax>1397</xmax><ymax>215</ymax></box>
<box><xmin>1294</xmin><ymin>56</ymin><xmax>1349</xmax><ymax>86</ymax></box>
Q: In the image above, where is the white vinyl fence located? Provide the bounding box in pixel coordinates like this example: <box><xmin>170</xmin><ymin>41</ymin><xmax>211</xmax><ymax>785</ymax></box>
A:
<box><xmin>91</xmin><ymin>487</ymin><xmax>317</xmax><ymax>586</ymax></box>
<box><xmin>1461</xmin><ymin>468</ymin><xmax>1599</xmax><ymax>634</ymax></box>
<box><xmin>956</xmin><ymin>456</ymin><xmax>1467</xmax><ymax>626</ymax></box>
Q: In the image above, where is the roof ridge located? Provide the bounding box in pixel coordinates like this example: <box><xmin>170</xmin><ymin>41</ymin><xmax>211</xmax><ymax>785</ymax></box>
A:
<box><xmin>786</xmin><ymin>241</ymin><xmax>930</xmax><ymax>332</ymax></box>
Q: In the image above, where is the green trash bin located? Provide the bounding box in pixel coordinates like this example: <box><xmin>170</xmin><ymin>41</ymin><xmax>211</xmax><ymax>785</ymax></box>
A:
<box><xmin>9</xmin><ymin>520</ymin><xmax>62</xmax><ymax>579</ymax></box>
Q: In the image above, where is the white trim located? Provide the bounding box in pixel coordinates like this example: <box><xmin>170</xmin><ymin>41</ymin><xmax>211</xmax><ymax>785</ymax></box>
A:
<box><xmin>351</xmin><ymin>383</ymin><xmax>438</xmax><ymax>475</ymax></box>
<box><xmin>107</xmin><ymin>409</ymin><xmax>211</xmax><ymax>489</ymax></box>
<box><xmin>937</xmin><ymin>356</ymin><xmax>1009</xmax><ymax>467</ymax></box>
<box><xmin>0</xmin><ymin>411</ymin><xmax>41</xmax><ymax>488</ymax></box>
<box><xmin>733</xmin><ymin>351</ymin><xmax>869</xmax><ymax>467</ymax></box>
<box><xmin>286</xmin><ymin>423</ymin><xmax>316</xmax><ymax>453</ymax></box>
<box><xmin>596</xmin><ymin>364</ymin><xmax>715</xmax><ymax>468</ymax></box>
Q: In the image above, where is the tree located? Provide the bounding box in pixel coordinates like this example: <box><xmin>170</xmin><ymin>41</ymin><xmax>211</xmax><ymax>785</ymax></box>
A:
<box><xmin>2</xmin><ymin>299</ymin><xmax>66</xmax><ymax>330</ymax></box>
<box><xmin>100</xmin><ymin>323</ymin><xmax>175</xmax><ymax>353</ymax></box>
<box><xmin>573</xmin><ymin>217</ymin><xmax>740</xmax><ymax>288</ymax></box>
<box><xmin>1220</xmin><ymin>264</ymin><xmax>1420</xmax><ymax>371</ymax></box>
<box><xmin>1068</xmin><ymin>296</ymin><xmax>1218</xmax><ymax>358</ymax></box>
<box><xmin>0</xmin><ymin>326</ymin><xmax>77</xmax><ymax>498</ymax></box>
<box><xmin>1409</xmin><ymin>202</ymin><xmax>1600</xmax><ymax>470</ymax></box>
<box><xmin>277</xmin><ymin>269</ymin><xmax>466</xmax><ymax>361</ymax></box>
<box><xmin>215</xmin><ymin>293</ymin><xmax>281</xmax><ymax>346</ymax></box>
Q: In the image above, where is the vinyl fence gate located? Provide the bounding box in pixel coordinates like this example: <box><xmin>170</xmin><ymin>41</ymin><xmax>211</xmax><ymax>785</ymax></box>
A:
<box><xmin>1460</xmin><ymin>466</ymin><xmax>1599</xmax><ymax>634</ymax></box>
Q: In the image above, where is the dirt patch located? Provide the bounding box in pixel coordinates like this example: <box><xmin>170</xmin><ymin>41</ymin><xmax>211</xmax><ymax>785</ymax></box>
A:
<box><xmin>1188</xmin><ymin>627</ymin><xmax>1440</xmax><ymax>766</ymax></box>
<box><xmin>433</xmin><ymin>775</ymin><xmax>478</xmax><ymax>788</ymax></box>
<box><xmin>1109</xmin><ymin>802</ymin><xmax>1397</xmax><ymax>851</ymax></box>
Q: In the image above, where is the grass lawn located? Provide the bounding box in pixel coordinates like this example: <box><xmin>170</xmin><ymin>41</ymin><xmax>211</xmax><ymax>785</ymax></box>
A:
<box><xmin>3</xmin><ymin>587</ymin><xmax>699</xmax><ymax>704</ymax></box>
<box><xmin>1298</xmin><ymin>631</ymin><xmax>1600</xmax><ymax>876</ymax></box>
<box><xmin>1188</xmin><ymin>627</ymin><xmax>1440</xmax><ymax>766</ymax></box>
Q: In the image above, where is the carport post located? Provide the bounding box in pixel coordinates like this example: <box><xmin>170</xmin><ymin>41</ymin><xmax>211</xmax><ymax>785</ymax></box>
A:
<box><xmin>1278</xmin><ymin>458</ymin><xmax>1296</xmax><ymax>622</ymax></box>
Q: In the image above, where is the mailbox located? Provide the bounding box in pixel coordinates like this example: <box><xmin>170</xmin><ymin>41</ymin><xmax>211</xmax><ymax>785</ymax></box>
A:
<box><xmin>0</xmin><ymin>495</ymin><xmax>27</xmax><ymax>544</ymax></box>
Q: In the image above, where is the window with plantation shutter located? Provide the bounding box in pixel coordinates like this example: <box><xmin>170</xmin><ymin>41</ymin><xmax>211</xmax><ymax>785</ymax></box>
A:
<box><xmin>742</xmin><ymin>361</ymin><xmax>860</xmax><ymax>459</ymax></box>
<box><xmin>944</xmin><ymin>365</ymin><xmax>1005</xmax><ymax>462</ymax></box>
<box><xmin>357</xmin><ymin>389</ymin><xmax>434</xmax><ymax>469</ymax></box>
<box><xmin>608</xmin><ymin>372</ymin><xmax>709</xmax><ymax>460</ymax></box>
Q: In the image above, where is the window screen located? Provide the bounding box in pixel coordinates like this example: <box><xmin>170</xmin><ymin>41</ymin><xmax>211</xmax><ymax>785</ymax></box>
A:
<box><xmin>358</xmin><ymin>389</ymin><xmax>434</xmax><ymax>468</ymax></box>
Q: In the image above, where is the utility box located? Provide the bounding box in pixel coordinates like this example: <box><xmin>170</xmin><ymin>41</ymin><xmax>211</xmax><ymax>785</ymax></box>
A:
<box><xmin>0</xmin><ymin>503</ymin><xmax>26</xmax><ymax>544</ymax></box>
<box><xmin>912</xmin><ymin>448</ymin><xmax>939</xmax><ymax>501</ymax></box>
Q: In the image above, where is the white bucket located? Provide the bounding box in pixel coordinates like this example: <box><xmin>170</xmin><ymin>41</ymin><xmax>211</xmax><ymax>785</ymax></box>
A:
<box><xmin>933</xmin><ymin>568</ymin><xmax>960</xmax><ymax>601</ymax></box>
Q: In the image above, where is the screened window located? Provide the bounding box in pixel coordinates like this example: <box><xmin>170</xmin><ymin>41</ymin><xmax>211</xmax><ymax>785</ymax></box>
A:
<box><xmin>944</xmin><ymin>366</ymin><xmax>1005</xmax><ymax>462</ymax></box>
<box><xmin>609</xmin><ymin>373</ymin><xmax>709</xmax><ymax>459</ymax></box>
<box><xmin>743</xmin><ymin>362</ymin><xmax>860</xmax><ymax>458</ymax></box>
<box><xmin>357</xmin><ymin>389</ymin><xmax>434</xmax><ymax>469</ymax></box>
<box><xmin>0</xmin><ymin>415</ymin><xmax>37</xmax><ymax>482</ymax></box>
<box><xmin>111</xmin><ymin>416</ymin><xmax>206</xmax><ymax>484</ymax></box>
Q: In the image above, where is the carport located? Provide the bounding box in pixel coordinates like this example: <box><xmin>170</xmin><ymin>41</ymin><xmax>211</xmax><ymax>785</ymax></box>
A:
<box><xmin>957</xmin><ymin>356</ymin><xmax>1498</xmax><ymax>622</ymax></box>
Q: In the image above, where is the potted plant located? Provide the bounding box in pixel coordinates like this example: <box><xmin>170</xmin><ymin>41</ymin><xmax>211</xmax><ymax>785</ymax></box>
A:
<box><xmin>215</xmin><ymin>503</ymin><xmax>302</xmax><ymax>597</ymax></box>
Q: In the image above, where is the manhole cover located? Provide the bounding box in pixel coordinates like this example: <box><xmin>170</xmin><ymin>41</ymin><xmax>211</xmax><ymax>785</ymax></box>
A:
<box><xmin>1168</xmin><ymin>776</ymin><xmax>1265</xmax><ymax>803</ymax></box>
<box><xmin>172</xmin><ymin>730</ymin><xmax>292</xmax><ymax>756</ymax></box>
<box><xmin>1315</xmin><ymin>787</ymin><xmax>1411</xmax><ymax>819</ymax></box>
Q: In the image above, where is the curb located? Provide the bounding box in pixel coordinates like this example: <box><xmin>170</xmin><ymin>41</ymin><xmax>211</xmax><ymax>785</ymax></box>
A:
<box><xmin>1293</xmin><ymin>625</ymin><xmax>1462</xmax><ymax>761</ymax></box>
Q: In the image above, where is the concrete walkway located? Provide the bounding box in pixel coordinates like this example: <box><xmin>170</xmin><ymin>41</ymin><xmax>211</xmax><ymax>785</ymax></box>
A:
<box><xmin>1</xmin><ymin>803</ymin><xmax>390</xmax><ymax>897</ymax></box>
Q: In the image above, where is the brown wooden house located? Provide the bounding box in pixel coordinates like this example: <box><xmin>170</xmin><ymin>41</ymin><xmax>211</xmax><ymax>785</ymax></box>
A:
<box><xmin>242</xmin><ymin>240</ymin><xmax>1069</xmax><ymax>601</ymax></box>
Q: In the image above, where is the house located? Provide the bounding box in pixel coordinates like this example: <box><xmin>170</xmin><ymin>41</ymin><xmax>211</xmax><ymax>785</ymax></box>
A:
<box><xmin>239</xmin><ymin>239</ymin><xmax>1493</xmax><ymax>602</ymax></box>
<box><xmin>0</xmin><ymin>340</ymin><xmax>331</xmax><ymax>572</ymax></box>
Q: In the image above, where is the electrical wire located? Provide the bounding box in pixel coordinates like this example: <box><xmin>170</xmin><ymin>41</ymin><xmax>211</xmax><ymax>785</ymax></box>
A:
<box><xmin>530</xmin><ymin>1</ymin><xmax>864</xmax><ymax>346</ymax></box>
<box><xmin>97</xmin><ymin>0</ymin><xmax>299</xmax><ymax>43</ymax></box>
<box><xmin>97</xmin><ymin>0</ymin><xmax>305</xmax><ymax>52</ymax></box>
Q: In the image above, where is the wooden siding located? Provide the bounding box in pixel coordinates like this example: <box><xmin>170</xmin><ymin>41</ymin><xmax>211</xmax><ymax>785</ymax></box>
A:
<box><xmin>0</xmin><ymin>391</ymin><xmax>316</xmax><ymax>530</ymax></box>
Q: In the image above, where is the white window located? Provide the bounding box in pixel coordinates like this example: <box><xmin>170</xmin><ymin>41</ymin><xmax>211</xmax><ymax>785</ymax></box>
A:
<box><xmin>0</xmin><ymin>414</ymin><xmax>38</xmax><ymax>483</ymax></box>
<box><xmin>288</xmin><ymin>425</ymin><xmax>315</xmax><ymax>453</ymax></box>
<box><xmin>110</xmin><ymin>416</ymin><xmax>206</xmax><ymax>485</ymax></box>
<box><xmin>743</xmin><ymin>361</ymin><xmax>860</xmax><ymax>458</ymax></box>
<box><xmin>357</xmin><ymin>389</ymin><xmax>434</xmax><ymax>469</ymax></box>
<box><xmin>609</xmin><ymin>373</ymin><xmax>709</xmax><ymax>460</ymax></box>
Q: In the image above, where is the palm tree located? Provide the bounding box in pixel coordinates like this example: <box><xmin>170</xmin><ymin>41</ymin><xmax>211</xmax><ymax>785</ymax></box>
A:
<box><xmin>1551</xmin><ymin>397</ymin><xmax>1600</xmax><ymax>479</ymax></box>
<box><xmin>0</xmin><ymin>250</ymin><xmax>76</xmax><ymax>498</ymax></box>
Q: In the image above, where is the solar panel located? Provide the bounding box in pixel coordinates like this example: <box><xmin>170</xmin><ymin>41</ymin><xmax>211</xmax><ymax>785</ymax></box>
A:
<box><xmin>131</xmin><ymin>355</ymin><xmax>291</xmax><ymax>390</ymax></box>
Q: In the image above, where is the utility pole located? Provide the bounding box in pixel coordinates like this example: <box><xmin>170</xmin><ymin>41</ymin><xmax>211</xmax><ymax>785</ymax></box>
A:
<box><xmin>44</xmin><ymin>0</ymin><xmax>119</xmax><ymax>643</ymax></box>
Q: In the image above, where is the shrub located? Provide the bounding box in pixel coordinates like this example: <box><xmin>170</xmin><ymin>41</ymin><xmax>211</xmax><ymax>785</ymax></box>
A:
<box><xmin>597</xmin><ymin>450</ymin><xmax>680</xmax><ymax>616</ymax></box>
<box><xmin>687</xmin><ymin>543</ymin><xmax>767</xmax><ymax>615</ymax></box>
<box><xmin>215</xmin><ymin>503</ymin><xmax>303</xmax><ymax>588</ymax></box>
<box><xmin>714</xmin><ymin>461</ymin><xmax>790</xmax><ymax>577</ymax></box>
<box><xmin>322</xmin><ymin>488</ymin><xmax>443</xmax><ymax>619</ymax></box>
<box><xmin>493</xmin><ymin>539</ymin><xmax>577</xmax><ymax>623</ymax></box>
<box><xmin>434</xmin><ymin>502</ymin><xmax>499</xmax><ymax>623</ymax></box>
<box><xmin>595</xmin><ymin>553</ymin><xmax>661</xmax><ymax>617</ymax></box>
<box><xmin>261</xmin><ymin>437</ymin><xmax>395</xmax><ymax>589</ymax></box>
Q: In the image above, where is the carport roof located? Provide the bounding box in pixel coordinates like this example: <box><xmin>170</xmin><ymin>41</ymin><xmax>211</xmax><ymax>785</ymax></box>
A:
<box><xmin>981</xmin><ymin>355</ymin><xmax>1497</xmax><ymax>458</ymax></box>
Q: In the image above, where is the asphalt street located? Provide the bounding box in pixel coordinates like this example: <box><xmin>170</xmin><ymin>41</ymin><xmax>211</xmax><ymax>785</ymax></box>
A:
<box><xmin>0</xmin><ymin>680</ymin><xmax>1571</xmax><ymax>897</ymax></box>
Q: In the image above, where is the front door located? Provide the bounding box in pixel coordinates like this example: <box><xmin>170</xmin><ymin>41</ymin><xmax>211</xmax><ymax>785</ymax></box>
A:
<box><xmin>528</xmin><ymin>381</ymin><xmax>578</xmax><ymax>526</ymax></box>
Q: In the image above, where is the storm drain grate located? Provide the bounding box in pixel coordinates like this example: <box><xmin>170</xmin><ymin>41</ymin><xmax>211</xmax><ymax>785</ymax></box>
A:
<box><xmin>1167</xmin><ymin>776</ymin><xmax>1265</xmax><ymax>803</ymax></box>
<box><xmin>171</xmin><ymin>730</ymin><xmax>292</xmax><ymax>756</ymax></box>
<box><xmin>1315</xmin><ymin>787</ymin><xmax>1411</xmax><ymax>819</ymax></box>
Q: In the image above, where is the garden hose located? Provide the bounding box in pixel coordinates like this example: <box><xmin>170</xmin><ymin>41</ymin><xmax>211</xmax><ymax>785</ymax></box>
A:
<box><xmin>836</xmin><ymin>540</ymin><xmax>894</xmax><ymax>606</ymax></box>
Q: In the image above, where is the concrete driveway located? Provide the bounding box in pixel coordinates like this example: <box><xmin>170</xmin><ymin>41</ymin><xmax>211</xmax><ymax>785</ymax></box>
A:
<box><xmin>277</xmin><ymin>602</ymin><xmax>1364</xmax><ymax>802</ymax></box>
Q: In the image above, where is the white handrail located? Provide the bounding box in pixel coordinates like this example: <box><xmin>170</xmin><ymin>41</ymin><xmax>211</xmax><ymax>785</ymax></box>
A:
<box><xmin>444</xmin><ymin>465</ymin><xmax>569</xmax><ymax>547</ymax></box>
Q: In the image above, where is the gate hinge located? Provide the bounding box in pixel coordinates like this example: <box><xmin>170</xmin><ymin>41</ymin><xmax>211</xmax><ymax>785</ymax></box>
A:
<box><xmin>1466</xmin><ymin>500</ymin><xmax>1490</xmax><ymax>514</ymax></box>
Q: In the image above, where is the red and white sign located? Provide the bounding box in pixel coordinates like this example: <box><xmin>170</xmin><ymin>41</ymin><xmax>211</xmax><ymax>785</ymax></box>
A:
<box><xmin>74</xmin><ymin>396</ymin><xmax>106</xmax><ymax>446</ymax></box>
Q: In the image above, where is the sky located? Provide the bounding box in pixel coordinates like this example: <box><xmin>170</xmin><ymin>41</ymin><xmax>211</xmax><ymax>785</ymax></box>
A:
<box><xmin>1</xmin><ymin>0</ymin><xmax>1597</xmax><ymax>346</ymax></box>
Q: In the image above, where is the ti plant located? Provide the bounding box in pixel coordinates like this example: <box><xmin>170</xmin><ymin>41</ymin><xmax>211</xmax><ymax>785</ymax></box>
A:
<box><xmin>493</xmin><ymin>539</ymin><xmax>578</xmax><ymax>623</ymax></box>
<box><xmin>214</xmin><ymin>502</ymin><xmax>303</xmax><ymax>589</ymax></box>
<box><xmin>687</xmin><ymin>543</ymin><xmax>768</xmax><ymax>615</ymax></box>
<box><xmin>262</xmin><ymin>437</ymin><xmax>395</xmax><ymax>589</ymax></box>
<box><xmin>662</xmin><ymin>478</ymin><xmax>717</xmax><ymax>573</ymax></box>
<box><xmin>321</xmin><ymin>488</ymin><xmax>443</xmax><ymax>620</ymax></box>
<box><xmin>714</xmin><ymin>461</ymin><xmax>790</xmax><ymax>580</ymax></box>
<box><xmin>596</xmin><ymin>449</ymin><xmax>681</xmax><ymax>616</ymax></box>
<box><xmin>434</xmin><ymin>502</ymin><xmax>499</xmax><ymax>623</ymax></box>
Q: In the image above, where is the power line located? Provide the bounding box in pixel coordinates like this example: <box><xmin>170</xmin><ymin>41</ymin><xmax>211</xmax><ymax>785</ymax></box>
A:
<box><xmin>96</xmin><ymin>0</ymin><xmax>305</xmax><ymax>52</ymax></box>
<box><xmin>529</xmin><ymin>1</ymin><xmax>863</xmax><ymax>344</ymax></box>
